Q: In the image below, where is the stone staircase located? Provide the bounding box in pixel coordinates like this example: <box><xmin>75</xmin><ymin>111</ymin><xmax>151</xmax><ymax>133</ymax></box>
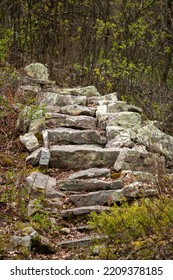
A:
<box><xmin>17</xmin><ymin>74</ymin><xmax>168</xmax><ymax>252</ymax></box>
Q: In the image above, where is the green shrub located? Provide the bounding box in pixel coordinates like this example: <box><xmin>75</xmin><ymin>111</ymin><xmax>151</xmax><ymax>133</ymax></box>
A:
<box><xmin>88</xmin><ymin>198</ymin><xmax>173</xmax><ymax>259</ymax></box>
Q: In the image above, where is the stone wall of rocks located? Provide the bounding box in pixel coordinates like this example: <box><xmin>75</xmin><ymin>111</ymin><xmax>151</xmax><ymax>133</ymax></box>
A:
<box><xmin>13</xmin><ymin>63</ymin><xmax>173</xmax><ymax>251</ymax></box>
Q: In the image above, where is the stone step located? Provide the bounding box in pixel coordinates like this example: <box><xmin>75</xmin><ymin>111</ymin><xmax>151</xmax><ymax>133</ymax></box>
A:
<box><xmin>58</xmin><ymin>179</ymin><xmax>123</xmax><ymax>192</ymax></box>
<box><xmin>49</xmin><ymin>145</ymin><xmax>120</xmax><ymax>170</ymax></box>
<box><xmin>58</xmin><ymin>236</ymin><xmax>95</xmax><ymax>249</ymax></box>
<box><xmin>69</xmin><ymin>190</ymin><xmax>123</xmax><ymax>207</ymax></box>
<box><xmin>61</xmin><ymin>205</ymin><xmax>110</xmax><ymax>217</ymax></box>
<box><xmin>44</xmin><ymin>127</ymin><xmax>106</xmax><ymax>146</ymax></box>
<box><xmin>45</xmin><ymin>113</ymin><xmax>97</xmax><ymax>130</ymax></box>
<box><xmin>60</xmin><ymin>105</ymin><xmax>96</xmax><ymax>117</ymax></box>
<box><xmin>68</xmin><ymin>168</ymin><xmax>111</xmax><ymax>180</ymax></box>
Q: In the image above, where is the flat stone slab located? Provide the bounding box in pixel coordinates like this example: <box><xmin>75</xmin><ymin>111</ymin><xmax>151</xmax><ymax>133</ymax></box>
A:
<box><xmin>60</xmin><ymin>86</ymin><xmax>100</xmax><ymax>97</ymax></box>
<box><xmin>46</xmin><ymin>127</ymin><xmax>106</xmax><ymax>145</ymax></box>
<box><xmin>61</xmin><ymin>205</ymin><xmax>110</xmax><ymax>217</ymax></box>
<box><xmin>58</xmin><ymin>179</ymin><xmax>123</xmax><ymax>192</ymax></box>
<box><xmin>68</xmin><ymin>168</ymin><xmax>111</xmax><ymax>179</ymax></box>
<box><xmin>49</xmin><ymin>145</ymin><xmax>120</xmax><ymax>170</ymax></box>
<box><xmin>57</xmin><ymin>94</ymin><xmax>87</xmax><ymax>106</ymax></box>
<box><xmin>58</xmin><ymin>236</ymin><xmax>95</xmax><ymax>248</ymax></box>
<box><xmin>45</xmin><ymin>113</ymin><xmax>97</xmax><ymax>129</ymax></box>
<box><xmin>70</xmin><ymin>190</ymin><xmax>123</xmax><ymax>207</ymax></box>
<box><xmin>60</xmin><ymin>105</ymin><xmax>96</xmax><ymax>117</ymax></box>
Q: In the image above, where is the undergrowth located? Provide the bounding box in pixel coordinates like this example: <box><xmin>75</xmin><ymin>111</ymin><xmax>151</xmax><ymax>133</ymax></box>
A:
<box><xmin>88</xmin><ymin>197</ymin><xmax>173</xmax><ymax>259</ymax></box>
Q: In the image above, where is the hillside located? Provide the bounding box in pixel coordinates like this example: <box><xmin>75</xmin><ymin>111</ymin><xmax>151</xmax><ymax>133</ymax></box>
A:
<box><xmin>0</xmin><ymin>63</ymin><xmax>172</xmax><ymax>260</ymax></box>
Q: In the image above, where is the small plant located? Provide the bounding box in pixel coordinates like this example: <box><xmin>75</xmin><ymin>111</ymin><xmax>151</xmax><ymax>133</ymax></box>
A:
<box><xmin>31</xmin><ymin>212</ymin><xmax>52</xmax><ymax>230</ymax></box>
<box><xmin>88</xmin><ymin>197</ymin><xmax>173</xmax><ymax>259</ymax></box>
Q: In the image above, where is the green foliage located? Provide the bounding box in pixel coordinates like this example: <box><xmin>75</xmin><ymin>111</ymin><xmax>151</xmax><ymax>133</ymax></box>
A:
<box><xmin>31</xmin><ymin>212</ymin><xmax>52</xmax><ymax>230</ymax></box>
<box><xmin>0</xmin><ymin>24</ymin><xmax>13</xmax><ymax>62</ymax></box>
<box><xmin>88</xmin><ymin>198</ymin><xmax>173</xmax><ymax>259</ymax></box>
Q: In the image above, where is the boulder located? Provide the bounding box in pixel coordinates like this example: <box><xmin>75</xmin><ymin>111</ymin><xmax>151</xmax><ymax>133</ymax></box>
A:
<box><xmin>122</xmin><ymin>182</ymin><xmax>158</xmax><ymax>198</ymax></box>
<box><xmin>16</xmin><ymin>106</ymin><xmax>32</xmax><ymax>133</ymax></box>
<box><xmin>58</xmin><ymin>179</ymin><xmax>123</xmax><ymax>192</ymax></box>
<box><xmin>107</xmin><ymin>101</ymin><xmax>142</xmax><ymax>114</ymax></box>
<box><xmin>17</xmin><ymin>106</ymin><xmax>44</xmax><ymax>134</ymax></box>
<box><xmin>136</xmin><ymin>123</ymin><xmax>173</xmax><ymax>159</ymax></box>
<box><xmin>121</xmin><ymin>170</ymin><xmax>159</xmax><ymax>186</ymax></box>
<box><xmin>10</xmin><ymin>235</ymin><xmax>31</xmax><ymax>251</ymax></box>
<box><xmin>24</xmin><ymin>63</ymin><xmax>49</xmax><ymax>81</ymax></box>
<box><xmin>49</xmin><ymin>144</ymin><xmax>119</xmax><ymax>169</ymax></box>
<box><xmin>106</xmin><ymin>128</ymin><xmax>135</xmax><ymax>148</ymax></box>
<box><xmin>98</xmin><ymin>112</ymin><xmax>141</xmax><ymax>129</ymax></box>
<box><xmin>19</xmin><ymin>132</ymin><xmax>39</xmax><ymax>152</ymax></box>
<box><xmin>26</xmin><ymin>147</ymin><xmax>42</xmax><ymax>166</ymax></box>
<box><xmin>26</xmin><ymin>171</ymin><xmax>65</xmax><ymax>198</ymax></box>
<box><xmin>46</xmin><ymin>127</ymin><xmax>106</xmax><ymax>145</ymax></box>
<box><xmin>60</xmin><ymin>86</ymin><xmax>100</xmax><ymax>97</ymax></box>
<box><xmin>45</xmin><ymin>113</ymin><xmax>97</xmax><ymax>129</ymax></box>
<box><xmin>114</xmin><ymin>147</ymin><xmax>164</xmax><ymax>173</ymax></box>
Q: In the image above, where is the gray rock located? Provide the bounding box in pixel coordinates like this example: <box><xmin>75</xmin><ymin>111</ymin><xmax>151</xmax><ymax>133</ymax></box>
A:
<box><xmin>10</xmin><ymin>235</ymin><xmax>31</xmax><ymax>251</ymax></box>
<box><xmin>114</xmin><ymin>147</ymin><xmax>164</xmax><ymax>173</ymax></box>
<box><xmin>27</xmin><ymin>199</ymin><xmax>43</xmax><ymax>216</ymax></box>
<box><xmin>46</xmin><ymin>127</ymin><xmax>106</xmax><ymax>145</ymax></box>
<box><xmin>58</xmin><ymin>179</ymin><xmax>123</xmax><ymax>192</ymax></box>
<box><xmin>68</xmin><ymin>168</ymin><xmax>111</xmax><ymax>179</ymax></box>
<box><xmin>70</xmin><ymin>190</ymin><xmax>123</xmax><ymax>206</ymax></box>
<box><xmin>15</xmin><ymin>85</ymin><xmax>41</xmax><ymax>103</ymax></box>
<box><xmin>58</xmin><ymin>236</ymin><xmax>94</xmax><ymax>248</ymax></box>
<box><xmin>106</xmin><ymin>130</ymin><xmax>134</xmax><ymax>148</ymax></box>
<box><xmin>122</xmin><ymin>182</ymin><xmax>158</xmax><ymax>198</ymax></box>
<box><xmin>49</xmin><ymin>144</ymin><xmax>119</xmax><ymax>169</ymax></box>
<box><xmin>57</xmin><ymin>94</ymin><xmax>87</xmax><ymax>107</ymax></box>
<box><xmin>60</xmin><ymin>104</ymin><xmax>96</xmax><ymax>116</ymax></box>
<box><xmin>136</xmin><ymin>123</ymin><xmax>173</xmax><ymax>159</ymax></box>
<box><xmin>98</xmin><ymin>112</ymin><xmax>141</xmax><ymax>129</ymax></box>
<box><xmin>19</xmin><ymin>132</ymin><xmax>39</xmax><ymax>152</ymax></box>
<box><xmin>39</xmin><ymin>147</ymin><xmax>50</xmax><ymax>168</ymax></box>
<box><xmin>104</xmin><ymin>93</ymin><xmax>118</xmax><ymax>103</ymax></box>
<box><xmin>42</xmin><ymin>130</ymin><xmax>49</xmax><ymax>148</ymax></box>
<box><xmin>60</xmin><ymin>86</ymin><xmax>100</xmax><ymax>97</ymax></box>
<box><xmin>61</xmin><ymin>205</ymin><xmax>110</xmax><ymax>217</ymax></box>
<box><xmin>30</xmin><ymin>230</ymin><xmax>55</xmax><ymax>253</ymax></box>
<box><xmin>26</xmin><ymin>147</ymin><xmax>42</xmax><ymax>166</ymax></box>
<box><xmin>16</xmin><ymin>106</ymin><xmax>32</xmax><ymax>133</ymax></box>
<box><xmin>45</xmin><ymin>113</ymin><xmax>97</xmax><ymax>130</ymax></box>
<box><xmin>121</xmin><ymin>170</ymin><xmax>159</xmax><ymax>186</ymax></box>
<box><xmin>107</xmin><ymin>101</ymin><xmax>142</xmax><ymax>114</ymax></box>
<box><xmin>24</xmin><ymin>63</ymin><xmax>49</xmax><ymax>81</ymax></box>
<box><xmin>45</xmin><ymin>105</ymin><xmax>61</xmax><ymax>114</ymax></box>
<box><xmin>26</xmin><ymin>171</ymin><xmax>65</xmax><ymax>198</ymax></box>
<box><xmin>29</xmin><ymin>118</ymin><xmax>45</xmax><ymax>133</ymax></box>
<box><xmin>38</xmin><ymin>92</ymin><xmax>58</xmax><ymax>106</ymax></box>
